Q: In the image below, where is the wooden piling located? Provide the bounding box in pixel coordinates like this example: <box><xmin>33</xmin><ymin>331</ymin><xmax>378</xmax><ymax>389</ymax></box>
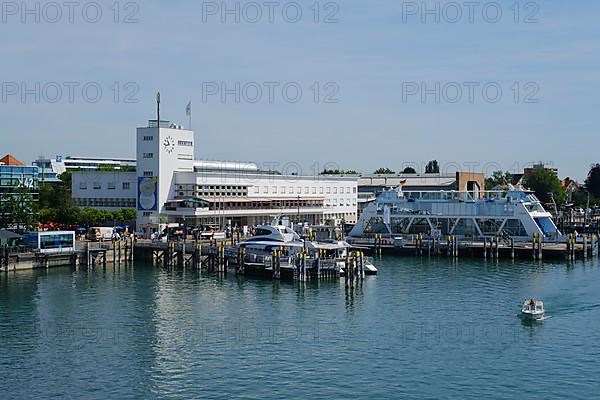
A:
<box><xmin>510</xmin><ymin>237</ymin><xmax>515</xmax><ymax>261</ymax></box>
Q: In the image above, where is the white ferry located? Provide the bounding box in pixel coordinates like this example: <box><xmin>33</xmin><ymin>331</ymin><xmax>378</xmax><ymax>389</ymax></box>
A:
<box><xmin>349</xmin><ymin>185</ymin><xmax>562</xmax><ymax>242</ymax></box>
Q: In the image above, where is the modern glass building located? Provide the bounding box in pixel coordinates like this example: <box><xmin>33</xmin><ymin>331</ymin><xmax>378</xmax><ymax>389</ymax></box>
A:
<box><xmin>0</xmin><ymin>162</ymin><xmax>39</xmax><ymax>229</ymax></box>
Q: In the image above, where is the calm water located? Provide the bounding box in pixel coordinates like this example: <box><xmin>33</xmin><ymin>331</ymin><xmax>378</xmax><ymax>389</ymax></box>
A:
<box><xmin>1</xmin><ymin>257</ymin><xmax>600</xmax><ymax>399</ymax></box>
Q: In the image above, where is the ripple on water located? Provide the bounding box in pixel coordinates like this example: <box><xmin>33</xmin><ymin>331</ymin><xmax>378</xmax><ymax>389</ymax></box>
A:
<box><xmin>2</xmin><ymin>258</ymin><xmax>600</xmax><ymax>399</ymax></box>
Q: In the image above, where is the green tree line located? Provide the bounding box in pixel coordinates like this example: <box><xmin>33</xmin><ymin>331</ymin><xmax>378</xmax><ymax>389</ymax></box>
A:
<box><xmin>0</xmin><ymin>171</ymin><xmax>137</xmax><ymax>230</ymax></box>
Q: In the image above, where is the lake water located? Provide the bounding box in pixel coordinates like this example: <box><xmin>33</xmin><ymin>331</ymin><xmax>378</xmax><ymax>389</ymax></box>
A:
<box><xmin>1</xmin><ymin>257</ymin><xmax>599</xmax><ymax>399</ymax></box>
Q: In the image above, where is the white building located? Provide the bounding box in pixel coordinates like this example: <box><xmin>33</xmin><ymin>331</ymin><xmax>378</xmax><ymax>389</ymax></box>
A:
<box><xmin>72</xmin><ymin>116</ymin><xmax>358</xmax><ymax>235</ymax></box>
<box><xmin>36</xmin><ymin>155</ymin><xmax>136</xmax><ymax>176</ymax></box>
<box><xmin>72</xmin><ymin>170</ymin><xmax>137</xmax><ymax>210</ymax></box>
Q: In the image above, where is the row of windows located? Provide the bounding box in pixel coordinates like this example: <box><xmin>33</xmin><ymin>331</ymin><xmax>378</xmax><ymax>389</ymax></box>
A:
<box><xmin>0</xmin><ymin>166</ymin><xmax>38</xmax><ymax>175</ymax></box>
<box><xmin>74</xmin><ymin>198</ymin><xmax>136</xmax><ymax>208</ymax></box>
<box><xmin>325</xmin><ymin>199</ymin><xmax>357</xmax><ymax>207</ymax></box>
<box><xmin>79</xmin><ymin>182</ymin><xmax>131</xmax><ymax>190</ymax></box>
<box><xmin>179</xmin><ymin>192</ymin><xmax>249</xmax><ymax>198</ymax></box>
<box><xmin>178</xmin><ymin>140</ymin><xmax>193</xmax><ymax>147</ymax></box>
<box><xmin>253</xmin><ymin>186</ymin><xmax>356</xmax><ymax>195</ymax></box>
<box><xmin>143</xmin><ymin>135</ymin><xmax>154</xmax><ymax>141</ymax></box>
<box><xmin>143</xmin><ymin>153</ymin><xmax>154</xmax><ymax>159</ymax></box>
<box><xmin>195</xmin><ymin>185</ymin><xmax>249</xmax><ymax>190</ymax></box>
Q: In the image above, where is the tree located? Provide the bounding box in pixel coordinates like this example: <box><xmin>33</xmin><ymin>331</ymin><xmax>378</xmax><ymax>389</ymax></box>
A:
<box><xmin>485</xmin><ymin>170</ymin><xmax>513</xmax><ymax>190</ymax></box>
<box><xmin>425</xmin><ymin>160</ymin><xmax>440</xmax><ymax>174</ymax></box>
<box><xmin>374</xmin><ymin>168</ymin><xmax>395</xmax><ymax>174</ymax></box>
<box><xmin>585</xmin><ymin>164</ymin><xmax>600</xmax><ymax>198</ymax></box>
<box><xmin>0</xmin><ymin>185</ymin><xmax>37</xmax><ymax>231</ymax></box>
<box><xmin>523</xmin><ymin>167</ymin><xmax>565</xmax><ymax>204</ymax></box>
<box><xmin>321</xmin><ymin>169</ymin><xmax>358</xmax><ymax>175</ymax></box>
<box><xmin>402</xmin><ymin>167</ymin><xmax>417</xmax><ymax>174</ymax></box>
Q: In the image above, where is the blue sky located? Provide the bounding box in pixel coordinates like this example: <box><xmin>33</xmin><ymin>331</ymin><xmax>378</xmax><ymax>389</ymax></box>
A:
<box><xmin>1</xmin><ymin>0</ymin><xmax>599</xmax><ymax>180</ymax></box>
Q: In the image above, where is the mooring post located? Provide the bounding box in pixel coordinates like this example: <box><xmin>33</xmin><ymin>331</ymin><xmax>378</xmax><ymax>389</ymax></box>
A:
<box><xmin>510</xmin><ymin>237</ymin><xmax>515</xmax><ymax>261</ymax></box>
<box><xmin>483</xmin><ymin>237</ymin><xmax>487</xmax><ymax>259</ymax></box>
<box><xmin>455</xmin><ymin>236</ymin><xmax>459</xmax><ymax>259</ymax></box>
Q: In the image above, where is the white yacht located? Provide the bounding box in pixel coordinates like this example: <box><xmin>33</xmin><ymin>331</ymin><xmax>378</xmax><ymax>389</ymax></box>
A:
<box><xmin>522</xmin><ymin>299</ymin><xmax>545</xmax><ymax>320</ymax></box>
<box><xmin>238</xmin><ymin>225</ymin><xmax>303</xmax><ymax>253</ymax></box>
<box><xmin>349</xmin><ymin>184</ymin><xmax>562</xmax><ymax>242</ymax></box>
<box><xmin>235</xmin><ymin>225</ymin><xmax>378</xmax><ymax>275</ymax></box>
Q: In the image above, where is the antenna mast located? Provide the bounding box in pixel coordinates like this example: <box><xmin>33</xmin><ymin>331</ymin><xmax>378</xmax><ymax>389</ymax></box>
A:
<box><xmin>156</xmin><ymin>92</ymin><xmax>161</xmax><ymax>125</ymax></box>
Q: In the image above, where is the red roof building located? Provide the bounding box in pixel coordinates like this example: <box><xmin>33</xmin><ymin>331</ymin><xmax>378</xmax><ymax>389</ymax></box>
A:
<box><xmin>0</xmin><ymin>154</ymin><xmax>25</xmax><ymax>166</ymax></box>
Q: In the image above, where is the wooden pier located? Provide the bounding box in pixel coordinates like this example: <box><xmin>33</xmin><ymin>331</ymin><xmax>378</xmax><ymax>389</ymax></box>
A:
<box><xmin>132</xmin><ymin>240</ymin><xmax>371</xmax><ymax>283</ymax></box>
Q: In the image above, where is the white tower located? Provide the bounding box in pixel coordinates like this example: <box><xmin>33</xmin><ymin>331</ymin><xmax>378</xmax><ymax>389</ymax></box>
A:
<box><xmin>136</xmin><ymin>94</ymin><xmax>195</xmax><ymax>234</ymax></box>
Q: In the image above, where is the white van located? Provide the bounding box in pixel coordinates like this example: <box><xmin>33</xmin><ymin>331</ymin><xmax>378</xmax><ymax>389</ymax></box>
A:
<box><xmin>87</xmin><ymin>227</ymin><xmax>114</xmax><ymax>241</ymax></box>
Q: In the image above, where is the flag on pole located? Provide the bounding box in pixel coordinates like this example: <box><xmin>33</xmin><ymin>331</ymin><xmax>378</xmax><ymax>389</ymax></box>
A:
<box><xmin>186</xmin><ymin>101</ymin><xmax>192</xmax><ymax>116</ymax></box>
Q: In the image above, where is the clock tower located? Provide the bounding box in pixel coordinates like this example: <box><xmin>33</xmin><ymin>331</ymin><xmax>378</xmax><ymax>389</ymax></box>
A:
<box><xmin>136</xmin><ymin>115</ymin><xmax>195</xmax><ymax>234</ymax></box>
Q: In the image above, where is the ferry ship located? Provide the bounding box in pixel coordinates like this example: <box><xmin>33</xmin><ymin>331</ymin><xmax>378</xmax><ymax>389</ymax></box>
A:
<box><xmin>349</xmin><ymin>185</ymin><xmax>562</xmax><ymax>242</ymax></box>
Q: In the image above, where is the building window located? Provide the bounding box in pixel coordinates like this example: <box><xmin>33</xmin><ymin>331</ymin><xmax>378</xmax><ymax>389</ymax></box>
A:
<box><xmin>320</xmin><ymin>187</ymin><xmax>324</xmax><ymax>194</ymax></box>
<box><xmin>123</xmin><ymin>182</ymin><xmax>130</xmax><ymax>190</ymax></box>
<box><xmin>143</xmin><ymin>153</ymin><xmax>154</xmax><ymax>159</ymax></box>
<box><xmin>281</xmin><ymin>187</ymin><xmax>286</xmax><ymax>194</ymax></box>
<box><xmin>253</xmin><ymin>186</ymin><xmax>260</xmax><ymax>194</ymax></box>
<box><xmin>108</xmin><ymin>182</ymin><xmax>116</xmax><ymax>190</ymax></box>
<box><xmin>144</xmin><ymin>171</ymin><xmax>153</xmax><ymax>177</ymax></box>
<box><xmin>79</xmin><ymin>182</ymin><xmax>87</xmax><ymax>190</ymax></box>
<box><xmin>334</xmin><ymin>188</ymin><xmax>338</xmax><ymax>194</ymax></box>
<box><xmin>312</xmin><ymin>187</ymin><xmax>316</xmax><ymax>194</ymax></box>
<box><xmin>93</xmin><ymin>182</ymin><xmax>101</xmax><ymax>190</ymax></box>
<box><xmin>272</xmin><ymin>186</ymin><xmax>277</xmax><ymax>194</ymax></box>
<box><xmin>296</xmin><ymin>187</ymin><xmax>301</xmax><ymax>194</ymax></box>
<box><xmin>327</xmin><ymin>187</ymin><xmax>331</xmax><ymax>194</ymax></box>
<box><xmin>143</xmin><ymin>135</ymin><xmax>154</xmax><ymax>141</ymax></box>
<box><xmin>178</xmin><ymin>140</ymin><xmax>193</xmax><ymax>147</ymax></box>
<box><xmin>353</xmin><ymin>187</ymin><xmax>357</xmax><ymax>194</ymax></box>
<box><xmin>305</xmin><ymin>187</ymin><xmax>309</xmax><ymax>194</ymax></box>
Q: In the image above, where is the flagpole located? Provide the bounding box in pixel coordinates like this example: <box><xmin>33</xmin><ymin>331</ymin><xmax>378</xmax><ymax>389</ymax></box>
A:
<box><xmin>186</xmin><ymin>101</ymin><xmax>192</xmax><ymax>130</ymax></box>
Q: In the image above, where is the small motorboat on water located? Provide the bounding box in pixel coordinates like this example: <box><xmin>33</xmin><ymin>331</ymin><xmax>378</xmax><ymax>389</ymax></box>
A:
<box><xmin>522</xmin><ymin>299</ymin><xmax>545</xmax><ymax>320</ymax></box>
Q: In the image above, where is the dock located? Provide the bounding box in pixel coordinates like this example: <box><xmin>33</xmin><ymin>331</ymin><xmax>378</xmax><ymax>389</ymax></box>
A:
<box><xmin>133</xmin><ymin>239</ymin><xmax>371</xmax><ymax>285</ymax></box>
<box><xmin>348</xmin><ymin>233</ymin><xmax>600</xmax><ymax>261</ymax></box>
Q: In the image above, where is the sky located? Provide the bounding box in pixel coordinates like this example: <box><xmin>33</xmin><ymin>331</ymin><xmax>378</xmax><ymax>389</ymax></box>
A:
<box><xmin>1</xmin><ymin>0</ymin><xmax>599</xmax><ymax>180</ymax></box>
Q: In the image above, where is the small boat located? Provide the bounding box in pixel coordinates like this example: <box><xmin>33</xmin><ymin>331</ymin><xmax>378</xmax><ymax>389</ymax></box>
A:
<box><xmin>521</xmin><ymin>299</ymin><xmax>545</xmax><ymax>320</ymax></box>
